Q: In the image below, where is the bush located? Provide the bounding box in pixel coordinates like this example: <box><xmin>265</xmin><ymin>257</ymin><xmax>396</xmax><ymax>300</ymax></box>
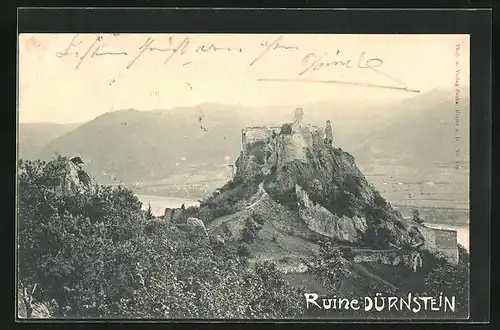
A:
<box><xmin>145</xmin><ymin>203</ymin><xmax>154</xmax><ymax>220</ymax></box>
<box><xmin>200</xmin><ymin>177</ymin><xmax>261</xmax><ymax>222</ymax></box>
<box><xmin>307</xmin><ymin>240</ymin><xmax>351</xmax><ymax>291</ymax></box>
<box><xmin>339</xmin><ymin>247</ymin><xmax>356</xmax><ymax>260</ymax></box>
<box><xmin>281</xmin><ymin>123</ymin><xmax>292</xmax><ymax>135</ymax></box>
<box><xmin>326</xmin><ymin>190</ymin><xmax>355</xmax><ymax>218</ymax></box>
<box><xmin>240</xmin><ymin>217</ymin><xmax>262</xmax><ymax>243</ymax></box>
<box><xmin>373</xmin><ymin>190</ymin><xmax>387</xmax><ymax>208</ymax></box>
<box><xmin>252</xmin><ymin>213</ymin><xmax>266</xmax><ymax>225</ymax></box>
<box><xmin>237</xmin><ymin>244</ymin><xmax>252</xmax><ymax>258</ymax></box>
<box><xmin>412</xmin><ymin>209</ymin><xmax>425</xmax><ymax>224</ymax></box>
<box><xmin>18</xmin><ymin>156</ymin><xmax>308</xmax><ymax>319</ymax></box>
<box><xmin>249</xmin><ymin>261</ymin><xmax>305</xmax><ymax>317</ymax></box>
<box><xmin>424</xmin><ymin>262</ymin><xmax>469</xmax><ymax>314</ymax></box>
<box><xmin>458</xmin><ymin>244</ymin><xmax>469</xmax><ymax>265</ymax></box>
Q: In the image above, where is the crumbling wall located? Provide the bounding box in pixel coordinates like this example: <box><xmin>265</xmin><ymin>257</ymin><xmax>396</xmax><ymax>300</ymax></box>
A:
<box><xmin>419</xmin><ymin>226</ymin><xmax>458</xmax><ymax>264</ymax></box>
<box><xmin>278</xmin><ymin>122</ymin><xmax>321</xmax><ymax>165</ymax></box>
<box><xmin>241</xmin><ymin>127</ymin><xmax>271</xmax><ymax>154</ymax></box>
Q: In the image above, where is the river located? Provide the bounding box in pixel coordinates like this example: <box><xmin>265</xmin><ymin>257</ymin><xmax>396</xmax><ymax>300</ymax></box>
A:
<box><xmin>136</xmin><ymin>194</ymin><xmax>469</xmax><ymax>251</ymax></box>
<box><xmin>136</xmin><ymin>194</ymin><xmax>199</xmax><ymax>216</ymax></box>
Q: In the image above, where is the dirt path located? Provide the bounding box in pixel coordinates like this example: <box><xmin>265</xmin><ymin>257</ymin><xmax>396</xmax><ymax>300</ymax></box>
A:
<box><xmin>245</xmin><ymin>183</ymin><xmax>266</xmax><ymax>209</ymax></box>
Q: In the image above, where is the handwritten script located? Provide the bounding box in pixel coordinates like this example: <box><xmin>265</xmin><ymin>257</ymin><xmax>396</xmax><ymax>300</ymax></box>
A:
<box><xmin>55</xmin><ymin>34</ymin><xmax>419</xmax><ymax>93</ymax></box>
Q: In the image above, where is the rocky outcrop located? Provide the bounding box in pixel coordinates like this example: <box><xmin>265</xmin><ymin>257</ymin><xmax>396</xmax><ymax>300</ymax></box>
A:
<box><xmin>17</xmin><ymin>284</ymin><xmax>53</xmax><ymax>319</ymax></box>
<box><xmin>201</xmin><ymin>109</ymin><xmax>425</xmax><ymax>255</ymax></box>
<box><xmin>186</xmin><ymin>217</ymin><xmax>208</xmax><ymax>237</ymax></box>
<box><xmin>42</xmin><ymin>157</ymin><xmax>98</xmax><ymax>195</ymax></box>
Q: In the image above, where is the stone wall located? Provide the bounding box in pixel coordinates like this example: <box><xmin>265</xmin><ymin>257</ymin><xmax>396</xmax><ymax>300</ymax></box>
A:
<box><xmin>241</xmin><ymin>108</ymin><xmax>330</xmax><ymax>168</ymax></box>
<box><xmin>278</xmin><ymin>122</ymin><xmax>322</xmax><ymax>166</ymax></box>
<box><xmin>353</xmin><ymin>249</ymin><xmax>423</xmax><ymax>271</ymax></box>
<box><xmin>419</xmin><ymin>226</ymin><xmax>458</xmax><ymax>264</ymax></box>
<box><xmin>241</xmin><ymin>123</ymin><xmax>324</xmax><ymax>172</ymax></box>
<box><xmin>241</xmin><ymin>127</ymin><xmax>279</xmax><ymax>154</ymax></box>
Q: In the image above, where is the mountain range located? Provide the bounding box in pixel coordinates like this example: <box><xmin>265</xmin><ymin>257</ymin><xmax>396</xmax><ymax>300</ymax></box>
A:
<box><xmin>18</xmin><ymin>87</ymin><xmax>470</xmax><ymax>216</ymax></box>
<box><xmin>18</xmin><ymin>123</ymin><xmax>81</xmax><ymax>160</ymax></box>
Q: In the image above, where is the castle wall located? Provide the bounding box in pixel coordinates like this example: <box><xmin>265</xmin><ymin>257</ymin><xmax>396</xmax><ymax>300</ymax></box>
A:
<box><xmin>312</xmin><ymin>128</ymin><xmax>324</xmax><ymax>145</ymax></box>
<box><xmin>353</xmin><ymin>250</ymin><xmax>423</xmax><ymax>271</ymax></box>
<box><xmin>419</xmin><ymin>226</ymin><xmax>458</xmax><ymax>264</ymax></box>
<box><xmin>241</xmin><ymin>119</ymin><xmax>325</xmax><ymax>175</ymax></box>
<box><xmin>279</xmin><ymin>123</ymin><xmax>321</xmax><ymax>165</ymax></box>
<box><xmin>241</xmin><ymin>127</ymin><xmax>271</xmax><ymax>153</ymax></box>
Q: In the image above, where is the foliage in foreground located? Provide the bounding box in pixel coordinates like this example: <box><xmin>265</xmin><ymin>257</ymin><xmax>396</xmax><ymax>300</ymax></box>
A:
<box><xmin>17</xmin><ymin>157</ymin><xmax>470</xmax><ymax>319</ymax></box>
<box><xmin>306</xmin><ymin>239</ymin><xmax>352</xmax><ymax>291</ymax></box>
<box><xmin>17</xmin><ymin>158</ymin><xmax>304</xmax><ymax>318</ymax></box>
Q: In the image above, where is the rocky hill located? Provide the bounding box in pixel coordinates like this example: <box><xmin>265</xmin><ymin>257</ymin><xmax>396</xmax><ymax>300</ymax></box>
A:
<box><xmin>196</xmin><ymin>111</ymin><xmax>429</xmax><ymax>267</ymax></box>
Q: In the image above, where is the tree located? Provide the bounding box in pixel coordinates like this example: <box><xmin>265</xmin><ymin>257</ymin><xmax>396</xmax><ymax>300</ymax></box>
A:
<box><xmin>248</xmin><ymin>261</ymin><xmax>304</xmax><ymax>318</ymax></box>
<box><xmin>18</xmin><ymin>157</ymin><xmax>145</xmax><ymax>317</ymax></box>
<box><xmin>339</xmin><ymin>247</ymin><xmax>356</xmax><ymax>260</ymax></box>
<box><xmin>307</xmin><ymin>240</ymin><xmax>351</xmax><ymax>291</ymax></box>
<box><xmin>457</xmin><ymin>244</ymin><xmax>469</xmax><ymax>265</ymax></box>
<box><xmin>18</xmin><ymin>156</ymin><xmax>306</xmax><ymax>319</ymax></box>
<box><xmin>237</xmin><ymin>244</ymin><xmax>252</xmax><ymax>259</ymax></box>
<box><xmin>146</xmin><ymin>203</ymin><xmax>154</xmax><ymax>220</ymax></box>
<box><xmin>240</xmin><ymin>217</ymin><xmax>262</xmax><ymax>243</ymax></box>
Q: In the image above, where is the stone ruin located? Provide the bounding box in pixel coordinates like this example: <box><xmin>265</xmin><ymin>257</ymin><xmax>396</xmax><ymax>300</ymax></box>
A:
<box><xmin>241</xmin><ymin>108</ymin><xmax>334</xmax><ymax>160</ymax></box>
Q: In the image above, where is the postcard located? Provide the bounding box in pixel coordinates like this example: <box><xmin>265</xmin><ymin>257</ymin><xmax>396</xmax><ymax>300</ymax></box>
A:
<box><xmin>17</xmin><ymin>33</ymin><xmax>470</xmax><ymax>320</ymax></box>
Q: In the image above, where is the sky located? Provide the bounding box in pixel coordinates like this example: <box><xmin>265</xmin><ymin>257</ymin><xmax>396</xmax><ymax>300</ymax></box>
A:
<box><xmin>18</xmin><ymin>34</ymin><xmax>470</xmax><ymax>123</ymax></box>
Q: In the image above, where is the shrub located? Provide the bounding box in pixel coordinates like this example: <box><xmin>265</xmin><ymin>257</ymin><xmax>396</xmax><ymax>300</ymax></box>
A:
<box><xmin>458</xmin><ymin>244</ymin><xmax>469</xmax><ymax>265</ymax></box>
<box><xmin>424</xmin><ymin>261</ymin><xmax>469</xmax><ymax>314</ymax></box>
<box><xmin>281</xmin><ymin>123</ymin><xmax>292</xmax><ymax>135</ymax></box>
<box><xmin>339</xmin><ymin>247</ymin><xmax>356</xmax><ymax>260</ymax></box>
<box><xmin>373</xmin><ymin>190</ymin><xmax>387</xmax><ymax>208</ymax></box>
<box><xmin>307</xmin><ymin>240</ymin><xmax>351</xmax><ymax>291</ymax></box>
<box><xmin>412</xmin><ymin>209</ymin><xmax>425</xmax><ymax>224</ymax></box>
<box><xmin>145</xmin><ymin>203</ymin><xmax>154</xmax><ymax>219</ymax></box>
<box><xmin>247</xmin><ymin>141</ymin><xmax>267</xmax><ymax>165</ymax></box>
<box><xmin>326</xmin><ymin>190</ymin><xmax>355</xmax><ymax>218</ymax></box>
<box><xmin>237</xmin><ymin>244</ymin><xmax>252</xmax><ymax>259</ymax></box>
<box><xmin>252</xmin><ymin>213</ymin><xmax>266</xmax><ymax>225</ymax></box>
<box><xmin>241</xmin><ymin>217</ymin><xmax>262</xmax><ymax>243</ymax></box>
<box><xmin>17</xmin><ymin>156</ymin><xmax>306</xmax><ymax>319</ymax></box>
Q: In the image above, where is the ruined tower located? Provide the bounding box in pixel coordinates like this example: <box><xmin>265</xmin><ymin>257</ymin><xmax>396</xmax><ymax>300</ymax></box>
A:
<box><xmin>294</xmin><ymin>108</ymin><xmax>304</xmax><ymax>123</ymax></box>
<box><xmin>325</xmin><ymin>120</ymin><xmax>333</xmax><ymax>145</ymax></box>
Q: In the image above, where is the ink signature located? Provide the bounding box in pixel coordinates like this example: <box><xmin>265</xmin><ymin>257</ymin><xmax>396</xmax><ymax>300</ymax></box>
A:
<box><xmin>126</xmin><ymin>36</ymin><xmax>191</xmax><ymax>69</ymax></box>
<box><xmin>56</xmin><ymin>34</ymin><xmax>244</xmax><ymax>71</ymax></box>
<box><xmin>57</xmin><ymin>34</ymin><xmax>129</xmax><ymax>70</ymax></box>
<box><xmin>249</xmin><ymin>36</ymin><xmax>299</xmax><ymax>66</ymax></box>
<box><xmin>258</xmin><ymin>50</ymin><xmax>419</xmax><ymax>93</ymax></box>
<box><xmin>54</xmin><ymin>34</ymin><xmax>418</xmax><ymax>93</ymax></box>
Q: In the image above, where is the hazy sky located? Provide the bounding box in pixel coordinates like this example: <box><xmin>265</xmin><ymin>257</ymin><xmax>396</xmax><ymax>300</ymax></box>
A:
<box><xmin>18</xmin><ymin>34</ymin><xmax>470</xmax><ymax>123</ymax></box>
